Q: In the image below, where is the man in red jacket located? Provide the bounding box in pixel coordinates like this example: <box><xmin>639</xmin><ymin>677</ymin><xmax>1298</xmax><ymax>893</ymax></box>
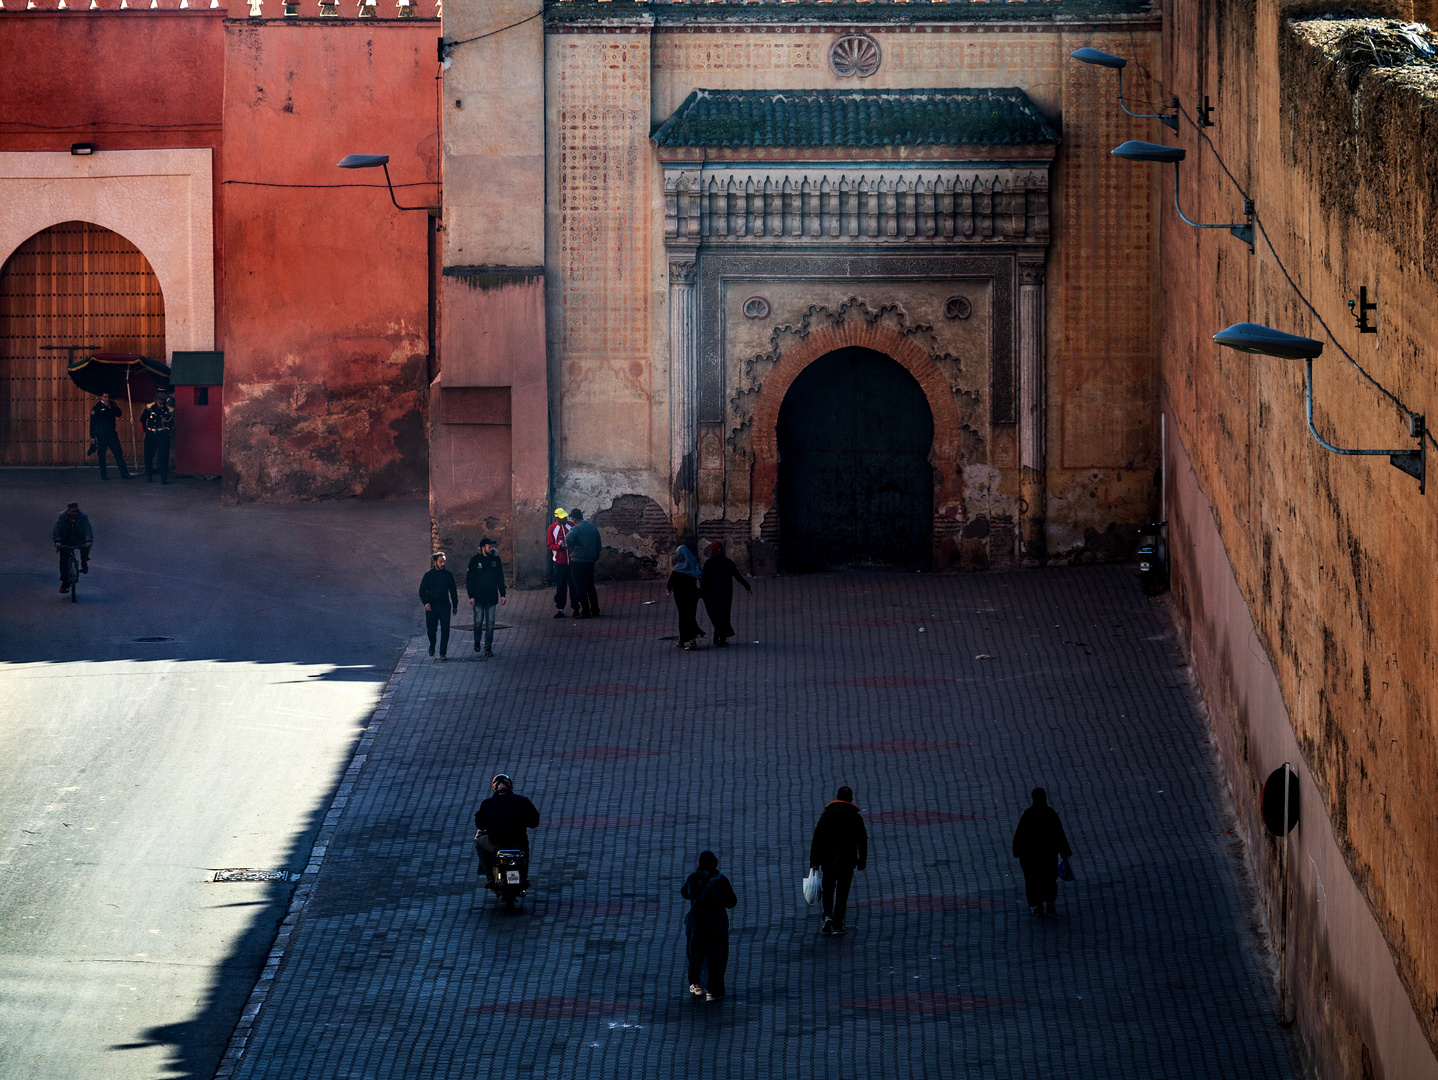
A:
<box><xmin>810</xmin><ymin>785</ymin><xmax>868</xmax><ymax>936</ymax></box>
<box><xmin>547</xmin><ymin>508</ymin><xmax>575</xmax><ymax>618</ymax></box>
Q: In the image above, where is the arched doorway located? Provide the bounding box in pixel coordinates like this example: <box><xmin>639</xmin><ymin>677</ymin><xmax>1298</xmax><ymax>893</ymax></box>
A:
<box><xmin>777</xmin><ymin>346</ymin><xmax>935</xmax><ymax>571</ymax></box>
<box><xmin>0</xmin><ymin>221</ymin><xmax>165</xmax><ymax>465</ymax></box>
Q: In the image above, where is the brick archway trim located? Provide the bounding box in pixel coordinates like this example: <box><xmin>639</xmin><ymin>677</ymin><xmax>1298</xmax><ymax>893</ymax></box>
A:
<box><xmin>751</xmin><ymin>321</ymin><xmax>965</xmax><ymax>548</ymax></box>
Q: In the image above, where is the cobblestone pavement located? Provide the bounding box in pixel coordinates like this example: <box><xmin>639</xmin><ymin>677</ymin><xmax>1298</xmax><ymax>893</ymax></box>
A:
<box><xmin>226</xmin><ymin>566</ymin><xmax>1295</xmax><ymax>1080</ymax></box>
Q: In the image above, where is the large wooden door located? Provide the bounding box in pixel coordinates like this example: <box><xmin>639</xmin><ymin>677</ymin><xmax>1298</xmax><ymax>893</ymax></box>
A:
<box><xmin>777</xmin><ymin>346</ymin><xmax>935</xmax><ymax>571</ymax></box>
<box><xmin>0</xmin><ymin>221</ymin><xmax>166</xmax><ymax>464</ymax></box>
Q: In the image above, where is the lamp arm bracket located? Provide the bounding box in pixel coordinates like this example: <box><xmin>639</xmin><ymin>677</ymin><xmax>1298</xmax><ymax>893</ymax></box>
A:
<box><xmin>1305</xmin><ymin>360</ymin><xmax>1426</xmax><ymax>492</ymax></box>
<box><xmin>381</xmin><ymin>161</ymin><xmax>441</xmax><ymax>214</ymax></box>
<box><xmin>1172</xmin><ymin>168</ymin><xmax>1248</xmax><ymax>230</ymax></box>
<box><xmin>1116</xmin><ymin>69</ymin><xmax>1179</xmax><ymax>129</ymax></box>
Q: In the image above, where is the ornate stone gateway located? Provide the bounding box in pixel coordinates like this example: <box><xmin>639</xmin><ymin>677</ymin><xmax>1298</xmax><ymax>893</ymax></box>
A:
<box><xmin>654</xmin><ymin>86</ymin><xmax>1056</xmax><ymax>571</ymax></box>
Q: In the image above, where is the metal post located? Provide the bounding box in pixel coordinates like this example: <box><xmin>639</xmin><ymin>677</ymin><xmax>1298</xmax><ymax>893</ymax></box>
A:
<box><xmin>1279</xmin><ymin>760</ymin><xmax>1291</xmax><ymax>1024</ymax></box>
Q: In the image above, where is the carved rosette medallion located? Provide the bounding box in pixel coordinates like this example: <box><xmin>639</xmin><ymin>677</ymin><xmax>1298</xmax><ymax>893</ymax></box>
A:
<box><xmin>829</xmin><ymin>34</ymin><xmax>881</xmax><ymax>79</ymax></box>
<box><xmin>743</xmin><ymin>296</ymin><xmax>770</xmax><ymax>320</ymax></box>
<box><xmin>944</xmin><ymin>296</ymin><xmax>972</xmax><ymax>320</ymax></box>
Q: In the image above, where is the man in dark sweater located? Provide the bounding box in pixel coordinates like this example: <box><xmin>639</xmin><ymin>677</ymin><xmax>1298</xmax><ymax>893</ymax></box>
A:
<box><xmin>418</xmin><ymin>552</ymin><xmax>459</xmax><ymax>660</ymax></box>
<box><xmin>809</xmin><ymin>785</ymin><xmax>868</xmax><ymax>936</ymax></box>
<box><xmin>89</xmin><ymin>393</ymin><xmax>130</xmax><ymax>479</ymax></box>
<box><xmin>465</xmin><ymin>537</ymin><xmax>507</xmax><ymax>659</ymax></box>
<box><xmin>564</xmin><ymin>508</ymin><xmax>602</xmax><ymax>617</ymax></box>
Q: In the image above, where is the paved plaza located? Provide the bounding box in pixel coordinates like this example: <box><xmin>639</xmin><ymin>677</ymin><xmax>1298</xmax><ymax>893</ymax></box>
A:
<box><xmin>224</xmin><ymin>566</ymin><xmax>1295</xmax><ymax>1080</ymax></box>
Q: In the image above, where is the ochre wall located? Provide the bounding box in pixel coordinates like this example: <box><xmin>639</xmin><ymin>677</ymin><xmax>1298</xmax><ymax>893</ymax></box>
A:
<box><xmin>540</xmin><ymin>15</ymin><xmax>1163</xmax><ymax>575</ymax></box>
<box><xmin>1159</xmin><ymin>0</ymin><xmax>1438</xmax><ymax>1073</ymax></box>
<box><xmin>220</xmin><ymin>17</ymin><xmax>437</xmax><ymax>501</ymax></box>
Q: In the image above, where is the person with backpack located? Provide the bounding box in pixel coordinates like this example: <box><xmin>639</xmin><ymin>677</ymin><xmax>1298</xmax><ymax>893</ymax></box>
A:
<box><xmin>680</xmin><ymin>850</ymin><xmax>738</xmax><ymax>1002</ymax></box>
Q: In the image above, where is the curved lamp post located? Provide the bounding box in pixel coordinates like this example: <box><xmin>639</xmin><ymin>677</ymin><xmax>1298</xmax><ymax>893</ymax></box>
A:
<box><xmin>1112</xmin><ymin>141</ymin><xmax>1254</xmax><ymax>249</ymax></box>
<box><xmin>1070</xmin><ymin>48</ymin><xmax>1178</xmax><ymax>131</ymax></box>
<box><xmin>1214</xmin><ymin>322</ymin><xmax>1425</xmax><ymax>491</ymax></box>
<box><xmin>337</xmin><ymin>154</ymin><xmax>439</xmax><ymax>214</ymax></box>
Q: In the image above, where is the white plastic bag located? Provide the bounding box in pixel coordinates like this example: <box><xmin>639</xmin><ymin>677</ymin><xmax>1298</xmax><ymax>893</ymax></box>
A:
<box><xmin>802</xmin><ymin>867</ymin><xmax>821</xmax><ymax>906</ymax></box>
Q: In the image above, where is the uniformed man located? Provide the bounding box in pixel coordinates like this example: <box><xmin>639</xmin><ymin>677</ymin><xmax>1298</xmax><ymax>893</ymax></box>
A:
<box><xmin>89</xmin><ymin>393</ymin><xmax>130</xmax><ymax>480</ymax></box>
<box><xmin>141</xmin><ymin>390</ymin><xmax>176</xmax><ymax>484</ymax></box>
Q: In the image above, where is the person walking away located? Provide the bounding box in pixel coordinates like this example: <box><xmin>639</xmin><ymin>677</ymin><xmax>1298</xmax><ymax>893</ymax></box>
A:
<box><xmin>89</xmin><ymin>393</ymin><xmax>130</xmax><ymax>479</ymax></box>
<box><xmin>1012</xmin><ymin>787</ymin><xmax>1073</xmax><ymax>917</ymax></box>
<box><xmin>419</xmin><ymin>551</ymin><xmax>459</xmax><ymax>660</ymax></box>
<box><xmin>564</xmin><ymin>508</ymin><xmax>601</xmax><ymax>617</ymax></box>
<box><xmin>474</xmin><ymin>774</ymin><xmax>540</xmax><ymax>884</ymax></box>
<box><xmin>466</xmin><ymin>537</ymin><xmax>507</xmax><ymax>659</ymax></box>
<box><xmin>52</xmin><ymin>502</ymin><xmax>93</xmax><ymax>593</ymax></box>
<box><xmin>700</xmin><ymin>541</ymin><xmax>752</xmax><ymax>647</ymax></box>
<box><xmin>140</xmin><ymin>390</ymin><xmax>176</xmax><ymax>484</ymax></box>
<box><xmin>681</xmin><ymin>851</ymin><xmax>738</xmax><ymax>1002</ymax></box>
<box><xmin>810</xmin><ymin>786</ymin><xmax>868</xmax><ymax>936</ymax></box>
<box><xmin>547</xmin><ymin>508</ymin><xmax>575</xmax><ymax>618</ymax></box>
<box><xmin>667</xmin><ymin>546</ymin><xmax>705</xmax><ymax>650</ymax></box>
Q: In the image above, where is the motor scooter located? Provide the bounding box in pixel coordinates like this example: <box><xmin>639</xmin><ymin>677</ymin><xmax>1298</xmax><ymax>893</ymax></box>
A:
<box><xmin>1135</xmin><ymin>521</ymin><xmax>1169</xmax><ymax>595</ymax></box>
<box><xmin>477</xmin><ymin>835</ymin><xmax>529</xmax><ymax>911</ymax></box>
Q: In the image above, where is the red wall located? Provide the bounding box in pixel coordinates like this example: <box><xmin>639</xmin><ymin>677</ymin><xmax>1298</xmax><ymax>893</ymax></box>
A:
<box><xmin>219</xmin><ymin>18</ymin><xmax>438</xmax><ymax>502</ymax></box>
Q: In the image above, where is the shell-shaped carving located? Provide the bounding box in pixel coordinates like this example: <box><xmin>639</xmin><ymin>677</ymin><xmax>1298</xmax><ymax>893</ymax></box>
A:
<box><xmin>829</xmin><ymin>34</ymin><xmax>881</xmax><ymax>78</ymax></box>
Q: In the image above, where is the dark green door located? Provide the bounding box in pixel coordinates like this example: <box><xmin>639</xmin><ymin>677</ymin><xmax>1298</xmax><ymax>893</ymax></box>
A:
<box><xmin>777</xmin><ymin>347</ymin><xmax>934</xmax><ymax>571</ymax></box>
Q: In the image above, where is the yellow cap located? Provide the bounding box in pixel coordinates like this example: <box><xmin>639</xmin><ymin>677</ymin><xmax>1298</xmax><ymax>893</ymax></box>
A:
<box><xmin>554</xmin><ymin>508</ymin><xmax>568</xmax><ymax>519</ymax></box>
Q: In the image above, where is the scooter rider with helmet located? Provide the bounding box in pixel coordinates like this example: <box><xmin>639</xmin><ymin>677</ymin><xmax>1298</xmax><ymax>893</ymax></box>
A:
<box><xmin>474</xmin><ymin>774</ymin><xmax>540</xmax><ymax>884</ymax></box>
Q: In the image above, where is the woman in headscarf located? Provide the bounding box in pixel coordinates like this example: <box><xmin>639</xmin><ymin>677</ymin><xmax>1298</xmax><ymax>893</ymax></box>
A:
<box><xmin>680</xmin><ymin>850</ymin><xmax>738</xmax><ymax>1002</ymax></box>
<box><xmin>701</xmin><ymin>541</ymin><xmax>752</xmax><ymax>647</ymax></box>
<box><xmin>1011</xmin><ymin>787</ymin><xmax>1073</xmax><ymax>916</ymax></box>
<box><xmin>666</xmin><ymin>545</ymin><xmax>704</xmax><ymax>650</ymax></box>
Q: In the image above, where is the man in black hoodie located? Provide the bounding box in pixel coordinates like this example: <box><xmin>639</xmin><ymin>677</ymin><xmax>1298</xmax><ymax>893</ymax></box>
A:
<box><xmin>810</xmin><ymin>785</ymin><xmax>868</xmax><ymax>936</ymax></box>
<box><xmin>466</xmin><ymin>537</ymin><xmax>507</xmax><ymax>659</ymax></box>
<box><xmin>418</xmin><ymin>551</ymin><xmax>459</xmax><ymax>660</ymax></box>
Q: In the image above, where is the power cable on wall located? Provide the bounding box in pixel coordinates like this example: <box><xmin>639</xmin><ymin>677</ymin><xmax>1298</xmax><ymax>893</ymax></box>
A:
<box><xmin>440</xmin><ymin>8</ymin><xmax>539</xmax><ymax>56</ymax></box>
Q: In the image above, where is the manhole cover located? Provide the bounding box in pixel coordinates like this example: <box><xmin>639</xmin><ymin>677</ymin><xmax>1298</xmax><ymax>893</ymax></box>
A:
<box><xmin>131</xmin><ymin>636</ymin><xmax>175</xmax><ymax>643</ymax></box>
<box><xmin>209</xmin><ymin>869</ymin><xmax>299</xmax><ymax>883</ymax></box>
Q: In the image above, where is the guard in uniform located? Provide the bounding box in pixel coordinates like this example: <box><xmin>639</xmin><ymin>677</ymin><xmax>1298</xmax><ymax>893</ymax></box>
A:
<box><xmin>89</xmin><ymin>393</ymin><xmax>130</xmax><ymax>480</ymax></box>
<box><xmin>141</xmin><ymin>390</ymin><xmax>176</xmax><ymax>484</ymax></box>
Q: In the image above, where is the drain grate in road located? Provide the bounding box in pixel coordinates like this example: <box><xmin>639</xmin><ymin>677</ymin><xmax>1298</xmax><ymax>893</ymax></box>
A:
<box><xmin>209</xmin><ymin>869</ymin><xmax>300</xmax><ymax>883</ymax></box>
<box><xmin>131</xmin><ymin>636</ymin><xmax>175</xmax><ymax>643</ymax></box>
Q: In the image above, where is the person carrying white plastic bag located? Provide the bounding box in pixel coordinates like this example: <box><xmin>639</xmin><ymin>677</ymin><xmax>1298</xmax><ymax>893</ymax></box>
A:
<box><xmin>802</xmin><ymin>866</ymin><xmax>821</xmax><ymax>906</ymax></box>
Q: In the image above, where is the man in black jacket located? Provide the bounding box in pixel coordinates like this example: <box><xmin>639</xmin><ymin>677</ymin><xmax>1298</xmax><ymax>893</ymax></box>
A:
<box><xmin>564</xmin><ymin>508</ymin><xmax>602</xmax><ymax>617</ymax></box>
<box><xmin>52</xmin><ymin>502</ymin><xmax>93</xmax><ymax>592</ymax></box>
<box><xmin>810</xmin><ymin>785</ymin><xmax>868</xmax><ymax>936</ymax></box>
<box><xmin>89</xmin><ymin>393</ymin><xmax>130</xmax><ymax>479</ymax></box>
<box><xmin>418</xmin><ymin>551</ymin><xmax>459</xmax><ymax>660</ymax></box>
<box><xmin>465</xmin><ymin>537</ymin><xmax>507</xmax><ymax>659</ymax></box>
<box><xmin>1012</xmin><ymin>787</ymin><xmax>1073</xmax><ymax>916</ymax></box>
<box><xmin>474</xmin><ymin>774</ymin><xmax>540</xmax><ymax>883</ymax></box>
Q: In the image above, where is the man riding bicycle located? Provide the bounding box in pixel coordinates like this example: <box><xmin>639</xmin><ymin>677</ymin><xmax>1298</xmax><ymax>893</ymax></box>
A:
<box><xmin>52</xmin><ymin>502</ymin><xmax>93</xmax><ymax>593</ymax></box>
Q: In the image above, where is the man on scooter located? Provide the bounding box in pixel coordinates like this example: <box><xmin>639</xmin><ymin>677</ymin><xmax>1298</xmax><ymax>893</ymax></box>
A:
<box><xmin>474</xmin><ymin>774</ymin><xmax>540</xmax><ymax>884</ymax></box>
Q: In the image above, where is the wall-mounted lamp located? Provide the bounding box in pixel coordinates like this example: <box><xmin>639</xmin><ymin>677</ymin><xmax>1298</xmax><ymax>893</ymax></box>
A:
<box><xmin>70</xmin><ymin>143</ymin><xmax>95</xmax><ymax>156</ymax></box>
<box><xmin>1112</xmin><ymin>141</ymin><xmax>1255</xmax><ymax>250</ymax></box>
<box><xmin>1214</xmin><ymin>322</ymin><xmax>1425</xmax><ymax>492</ymax></box>
<box><xmin>1070</xmin><ymin>48</ymin><xmax>1178</xmax><ymax>131</ymax></box>
<box><xmin>337</xmin><ymin>153</ymin><xmax>440</xmax><ymax>215</ymax></box>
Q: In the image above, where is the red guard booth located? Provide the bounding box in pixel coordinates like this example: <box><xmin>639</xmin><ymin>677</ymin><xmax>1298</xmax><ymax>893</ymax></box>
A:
<box><xmin>169</xmin><ymin>351</ymin><xmax>223</xmax><ymax>477</ymax></box>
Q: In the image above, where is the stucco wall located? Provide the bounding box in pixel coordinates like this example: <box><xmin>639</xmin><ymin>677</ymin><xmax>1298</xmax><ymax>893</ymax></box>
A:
<box><xmin>220</xmin><ymin>18</ymin><xmax>437</xmax><ymax>502</ymax></box>
<box><xmin>537</xmin><ymin>12</ymin><xmax>1162</xmax><ymax>575</ymax></box>
<box><xmin>1159</xmin><ymin>0</ymin><xmax>1438</xmax><ymax>1073</ymax></box>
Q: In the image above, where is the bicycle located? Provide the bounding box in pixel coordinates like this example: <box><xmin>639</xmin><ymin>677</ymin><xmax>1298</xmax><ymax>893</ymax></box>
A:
<box><xmin>59</xmin><ymin>545</ymin><xmax>81</xmax><ymax>603</ymax></box>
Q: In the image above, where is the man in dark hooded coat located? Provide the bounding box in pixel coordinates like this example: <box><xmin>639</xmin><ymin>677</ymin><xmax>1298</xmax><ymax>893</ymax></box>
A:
<box><xmin>700</xmin><ymin>541</ymin><xmax>752</xmax><ymax>647</ymax></box>
<box><xmin>681</xmin><ymin>850</ymin><xmax>738</xmax><ymax>1002</ymax></box>
<box><xmin>1012</xmin><ymin>787</ymin><xmax>1073</xmax><ymax>916</ymax></box>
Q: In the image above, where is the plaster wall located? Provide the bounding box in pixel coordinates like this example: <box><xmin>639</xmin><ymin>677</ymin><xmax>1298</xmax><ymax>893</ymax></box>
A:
<box><xmin>539</xmin><ymin>15</ymin><xmax>1162</xmax><ymax>574</ymax></box>
<box><xmin>220</xmin><ymin>18</ymin><xmax>438</xmax><ymax>502</ymax></box>
<box><xmin>1160</xmin><ymin>0</ymin><xmax>1438</xmax><ymax>1072</ymax></box>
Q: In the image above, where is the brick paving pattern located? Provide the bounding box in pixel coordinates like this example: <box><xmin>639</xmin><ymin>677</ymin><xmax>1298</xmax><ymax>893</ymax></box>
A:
<box><xmin>227</xmin><ymin>567</ymin><xmax>1295</xmax><ymax>1080</ymax></box>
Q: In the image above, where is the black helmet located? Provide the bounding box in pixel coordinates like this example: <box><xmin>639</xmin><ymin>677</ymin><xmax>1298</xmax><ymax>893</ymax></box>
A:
<box><xmin>491</xmin><ymin>774</ymin><xmax>513</xmax><ymax>793</ymax></box>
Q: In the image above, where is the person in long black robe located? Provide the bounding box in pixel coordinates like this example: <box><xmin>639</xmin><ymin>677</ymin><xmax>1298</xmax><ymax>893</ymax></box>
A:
<box><xmin>700</xmin><ymin>541</ymin><xmax>751</xmax><ymax>647</ymax></box>
<box><xmin>1011</xmin><ymin>787</ymin><xmax>1073</xmax><ymax>916</ymax></box>
<box><xmin>666</xmin><ymin>546</ymin><xmax>704</xmax><ymax>649</ymax></box>
<box><xmin>681</xmin><ymin>850</ymin><xmax>738</xmax><ymax>1001</ymax></box>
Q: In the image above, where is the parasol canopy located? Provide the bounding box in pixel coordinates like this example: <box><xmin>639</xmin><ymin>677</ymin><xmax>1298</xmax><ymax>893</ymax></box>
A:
<box><xmin>67</xmin><ymin>353</ymin><xmax>171</xmax><ymax>400</ymax></box>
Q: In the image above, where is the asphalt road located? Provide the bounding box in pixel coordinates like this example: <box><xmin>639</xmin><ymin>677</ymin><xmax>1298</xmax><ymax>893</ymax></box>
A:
<box><xmin>0</xmin><ymin>470</ymin><xmax>429</xmax><ymax>1080</ymax></box>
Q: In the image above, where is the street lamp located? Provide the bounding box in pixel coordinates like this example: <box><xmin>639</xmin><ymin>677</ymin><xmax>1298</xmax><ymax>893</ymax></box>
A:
<box><xmin>1070</xmin><ymin>48</ymin><xmax>1178</xmax><ymax>131</ymax></box>
<box><xmin>1213</xmin><ymin>322</ymin><xmax>1425</xmax><ymax>491</ymax></box>
<box><xmin>337</xmin><ymin>153</ymin><xmax>439</xmax><ymax>214</ymax></box>
<box><xmin>1112</xmin><ymin>141</ymin><xmax>1255</xmax><ymax>249</ymax></box>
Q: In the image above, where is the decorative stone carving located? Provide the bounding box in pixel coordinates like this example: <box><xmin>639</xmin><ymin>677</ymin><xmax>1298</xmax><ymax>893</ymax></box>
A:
<box><xmin>1018</xmin><ymin>255</ymin><xmax>1047</xmax><ymax>562</ymax></box>
<box><xmin>1018</xmin><ymin>262</ymin><xmax>1046</xmax><ymax>286</ymax></box>
<box><xmin>669</xmin><ymin>257</ymin><xmax>697</xmax><ymax>286</ymax></box>
<box><xmin>944</xmin><ymin>296</ymin><xmax>972</xmax><ymax>320</ymax></box>
<box><xmin>743</xmin><ymin>296</ymin><xmax>770</xmax><ymax>320</ymax></box>
<box><xmin>662</xmin><ymin>165</ymin><xmax>1050</xmax><ymax>248</ymax></box>
<box><xmin>669</xmin><ymin>251</ymin><xmax>700</xmax><ymax>536</ymax></box>
<box><xmin>829</xmin><ymin>34</ymin><xmax>881</xmax><ymax>78</ymax></box>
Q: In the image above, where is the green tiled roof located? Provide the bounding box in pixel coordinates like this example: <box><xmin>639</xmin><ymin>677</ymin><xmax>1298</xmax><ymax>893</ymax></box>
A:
<box><xmin>651</xmin><ymin>88</ymin><xmax>1058</xmax><ymax>150</ymax></box>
